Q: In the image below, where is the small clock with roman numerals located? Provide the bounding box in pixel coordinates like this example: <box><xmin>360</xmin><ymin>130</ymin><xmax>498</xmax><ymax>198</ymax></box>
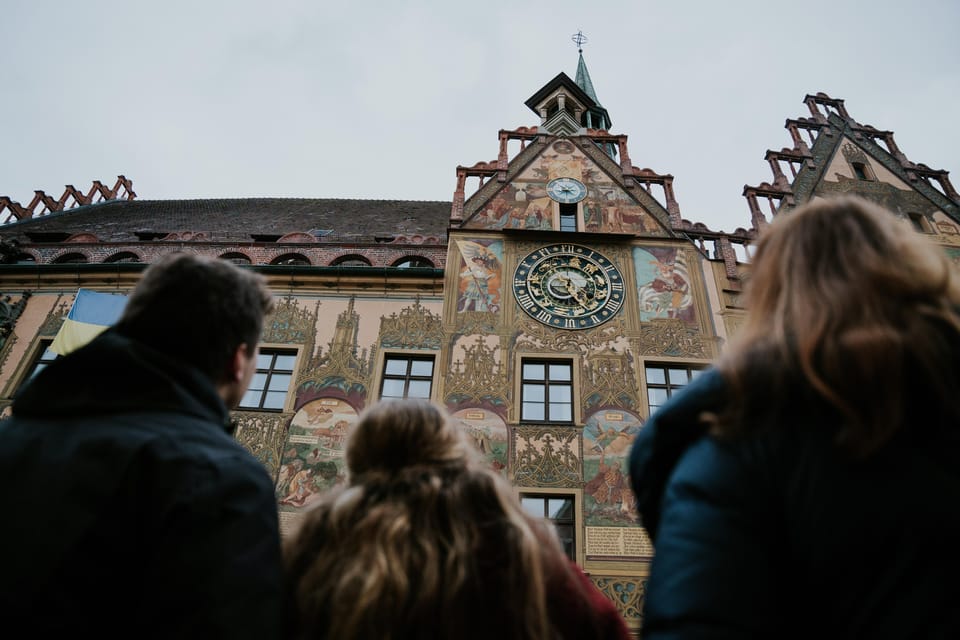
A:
<box><xmin>513</xmin><ymin>244</ymin><xmax>624</xmax><ymax>329</ymax></box>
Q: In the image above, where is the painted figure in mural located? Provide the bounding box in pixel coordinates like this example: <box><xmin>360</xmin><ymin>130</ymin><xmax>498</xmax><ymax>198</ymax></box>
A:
<box><xmin>0</xmin><ymin>253</ymin><xmax>283</xmax><ymax>638</ymax></box>
<box><xmin>456</xmin><ymin>240</ymin><xmax>502</xmax><ymax>313</ymax></box>
<box><xmin>460</xmin><ymin>256</ymin><xmax>496</xmax><ymax>311</ymax></box>
<box><xmin>277</xmin><ymin>457</ymin><xmax>305</xmax><ymax>498</ymax></box>
<box><xmin>584</xmin><ymin>450</ymin><xmax>627</xmax><ymax>510</ymax></box>
<box><xmin>638</xmin><ymin>254</ymin><xmax>691</xmax><ymax>320</ymax></box>
<box><xmin>280</xmin><ymin>467</ymin><xmax>317</xmax><ymax>506</ymax></box>
<box><xmin>649</xmin><ymin>259</ymin><xmax>689</xmax><ymax>317</ymax></box>
<box><xmin>283</xmin><ymin>399</ymin><xmax>631</xmax><ymax>640</ymax></box>
<box><xmin>629</xmin><ymin>197</ymin><xmax>960</xmax><ymax>638</ymax></box>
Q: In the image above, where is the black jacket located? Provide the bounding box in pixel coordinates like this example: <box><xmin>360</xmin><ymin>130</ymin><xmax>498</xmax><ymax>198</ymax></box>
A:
<box><xmin>629</xmin><ymin>367</ymin><xmax>960</xmax><ymax>639</ymax></box>
<box><xmin>0</xmin><ymin>330</ymin><xmax>283</xmax><ymax>639</ymax></box>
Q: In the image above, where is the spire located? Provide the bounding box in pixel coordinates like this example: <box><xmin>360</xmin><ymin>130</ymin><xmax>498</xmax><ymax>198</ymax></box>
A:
<box><xmin>570</xmin><ymin>31</ymin><xmax>611</xmax><ymax>132</ymax></box>
<box><xmin>574</xmin><ymin>50</ymin><xmax>600</xmax><ymax>103</ymax></box>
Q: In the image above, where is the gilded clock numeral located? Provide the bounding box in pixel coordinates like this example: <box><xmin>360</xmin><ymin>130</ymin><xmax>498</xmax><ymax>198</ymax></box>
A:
<box><xmin>517</xmin><ymin>293</ymin><xmax>536</xmax><ymax>310</ymax></box>
<box><xmin>535</xmin><ymin>310</ymin><xmax>552</xmax><ymax>322</ymax></box>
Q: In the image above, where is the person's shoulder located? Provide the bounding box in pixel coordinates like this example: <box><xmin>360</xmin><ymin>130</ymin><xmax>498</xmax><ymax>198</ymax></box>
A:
<box><xmin>100</xmin><ymin>411</ymin><xmax>273</xmax><ymax>486</ymax></box>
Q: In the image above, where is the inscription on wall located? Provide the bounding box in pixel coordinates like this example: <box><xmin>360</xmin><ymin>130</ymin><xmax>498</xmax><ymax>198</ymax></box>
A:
<box><xmin>585</xmin><ymin>525</ymin><xmax>654</xmax><ymax>559</ymax></box>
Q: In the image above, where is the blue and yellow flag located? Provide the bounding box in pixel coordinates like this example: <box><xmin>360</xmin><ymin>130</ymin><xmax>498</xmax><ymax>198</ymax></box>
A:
<box><xmin>50</xmin><ymin>289</ymin><xmax>128</xmax><ymax>356</ymax></box>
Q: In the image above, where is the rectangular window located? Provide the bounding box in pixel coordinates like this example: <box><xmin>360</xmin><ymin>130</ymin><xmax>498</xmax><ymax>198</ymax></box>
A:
<box><xmin>521</xmin><ymin>493</ymin><xmax>576</xmax><ymax>561</ymax></box>
<box><xmin>379</xmin><ymin>355</ymin><xmax>435</xmax><ymax>400</ymax></box>
<box><xmin>907</xmin><ymin>212</ymin><xmax>931</xmax><ymax>233</ymax></box>
<box><xmin>21</xmin><ymin>339</ymin><xmax>58</xmax><ymax>387</ymax></box>
<box><xmin>239</xmin><ymin>349</ymin><xmax>296</xmax><ymax>411</ymax></box>
<box><xmin>645</xmin><ymin>363</ymin><xmax>704</xmax><ymax>414</ymax></box>
<box><xmin>521</xmin><ymin>360</ymin><xmax>573</xmax><ymax>423</ymax></box>
<box><xmin>558</xmin><ymin>203</ymin><xmax>578</xmax><ymax>232</ymax></box>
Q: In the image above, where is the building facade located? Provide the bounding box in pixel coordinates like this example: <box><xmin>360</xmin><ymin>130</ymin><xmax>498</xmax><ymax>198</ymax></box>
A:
<box><xmin>1</xmin><ymin>56</ymin><xmax>958</xmax><ymax>635</ymax></box>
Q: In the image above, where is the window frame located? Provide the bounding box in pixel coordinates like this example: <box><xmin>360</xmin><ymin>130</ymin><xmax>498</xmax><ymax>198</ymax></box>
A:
<box><xmin>519</xmin><ymin>488</ymin><xmax>583</xmax><ymax>565</ymax></box>
<box><xmin>3</xmin><ymin>337</ymin><xmax>58</xmax><ymax>397</ymax></box>
<box><xmin>377</xmin><ymin>352</ymin><xmax>437</xmax><ymax>401</ymax></box>
<box><xmin>237</xmin><ymin>347</ymin><xmax>298</xmax><ymax>412</ymax></box>
<box><xmin>907</xmin><ymin>212</ymin><xmax>933</xmax><ymax>234</ymax></box>
<box><xmin>643</xmin><ymin>361</ymin><xmax>706</xmax><ymax>416</ymax></box>
<box><xmin>518</xmin><ymin>357</ymin><xmax>575</xmax><ymax>424</ymax></box>
<box><xmin>558</xmin><ymin>203</ymin><xmax>578</xmax><ymax>232</ymax></box>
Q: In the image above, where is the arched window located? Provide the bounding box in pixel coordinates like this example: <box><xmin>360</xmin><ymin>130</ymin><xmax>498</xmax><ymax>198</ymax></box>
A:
<box><xmin>392</xmin><ymin>256</ymin><xmax>434</xmax><ymax>269</ymax></box>
<box><xmin>331</xmin><ymin>255</ymin><xmax>371</xmax><ymax>267</ymax></box>
<box><xmin>104</xmin><ymin>252</ymin><xmax>141</xmax><ymax>264</ymax></box>
<box><xmin>53</xmin><ymin>253</ymin><xmax>88</xmax><ymax>264</ymax></box>
<box><xmin>219</xmin><ymin>252</ymin><xmax>252</xmax><ymax>265</ymax></box>
<box><xmin>270</xmin><ymin>253</ymin><xmax>311</xmax><ymax>266</ymax></box>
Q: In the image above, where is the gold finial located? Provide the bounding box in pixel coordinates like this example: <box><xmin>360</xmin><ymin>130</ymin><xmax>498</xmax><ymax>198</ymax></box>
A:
<box><xmin>571</xmin><ymin>30</ymin><xmax>588</xmax><ymax>53</ymax></box>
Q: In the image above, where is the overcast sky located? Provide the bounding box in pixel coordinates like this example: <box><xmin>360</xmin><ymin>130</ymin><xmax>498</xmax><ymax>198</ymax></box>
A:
<box><xmin>2</xmin><ymin>0</ymin><xmax>957</xmax><ymax>232</ymax></box>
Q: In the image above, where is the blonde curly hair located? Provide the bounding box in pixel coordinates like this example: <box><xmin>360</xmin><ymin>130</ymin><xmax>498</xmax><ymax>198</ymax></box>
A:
<box><xmin>282</xmin><ymin>399</ymin><xmax>573</xmax><ymax>640</ymax></box>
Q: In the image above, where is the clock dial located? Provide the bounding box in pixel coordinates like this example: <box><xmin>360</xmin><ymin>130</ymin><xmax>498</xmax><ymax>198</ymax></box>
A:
<box><xmin>546</xmin><ymin>178</ymin><xmax>587</xmax><ymax>204</ymax></box>
<box><xmin>513</xmin><ymin>244</ymin><xmax>625</xmax><ymax>329</ymax></box>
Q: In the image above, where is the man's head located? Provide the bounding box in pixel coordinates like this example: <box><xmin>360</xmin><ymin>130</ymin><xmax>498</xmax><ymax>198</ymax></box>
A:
<box><xmin>114</xmin><ymin>253</ymin><xmax>274</xmax><ymax>402</ymax></box>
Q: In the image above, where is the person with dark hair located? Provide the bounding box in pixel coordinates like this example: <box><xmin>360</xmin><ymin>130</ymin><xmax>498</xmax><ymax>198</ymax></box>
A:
<box><xmin>629</xmin><ymin>196</ymin><xmax>960</xmax><ymax>638</ymax></box>
<box><xmin>0</xmin><ymin>252</ymin><xmax>283</xmax><ymax>638</ymax></box>
<box><xmin>283</xmin><ymin>398</ymin><xmax>631</xmax><ymax>640</ymax></box>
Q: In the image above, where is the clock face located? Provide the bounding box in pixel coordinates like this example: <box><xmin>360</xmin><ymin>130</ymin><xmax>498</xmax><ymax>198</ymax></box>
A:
<box><xmin>513</xmin><ymin>244</ymin><xmax>625</xmax><ymax>329</ymax></box>
<box><xmin>546</xmin><ymin>177</ymin><xmax>587</xmax><ymax>204</ymax></box>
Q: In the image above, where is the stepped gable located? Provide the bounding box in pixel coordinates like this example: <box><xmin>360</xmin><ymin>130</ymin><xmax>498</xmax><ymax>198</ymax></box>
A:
<box><xmin>1</xmin><ymin>197</ymin><xmax>452</xmax><ymax>243</ymax></box>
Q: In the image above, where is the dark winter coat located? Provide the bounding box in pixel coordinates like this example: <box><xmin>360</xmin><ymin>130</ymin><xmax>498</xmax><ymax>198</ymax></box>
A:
<box><xmin>629</xmin><ymin>367</ymin><xmax>960</xmax><ymax>639</ymax></box>
<box><xmin>0</xmin><ymin>330</ymin><xmax>283</xmax><ymax>639</ymax></box>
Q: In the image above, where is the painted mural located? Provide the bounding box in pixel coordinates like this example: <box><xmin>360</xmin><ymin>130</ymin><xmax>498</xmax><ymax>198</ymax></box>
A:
<box><xmin>583</xmin><ymin>409</ymin><xmax>642</xmax><ymax>526</ymax></box>
<box><xmin>276</xmin><ymin>295</ymin><xmax>444</xmax><ymax>524</ymax></box>
<box><xmin>452</xmin><ymin>407</ymin><xmax>508</xmax><ymax>475</ymax></box>
<box><xmin>276</xmin><ymin>397</ymin><xmax>358</xmax><ymax>511</ymax></box>
<box><xmin>455</xmin><ymin>240</ymin><xmax>503</xmax><ymax>313</ymax></box>
<box><xmin>934</xmin><ymin>213</ymin><xmax>960</xmax><ymax>245</ymax></box>
<box><xmin>945</xmin><ymin>246</ymin><xmax>960</xmax><ymax>267</ymax></box>
<box><xmin>633</xmin><ymin>246</ymin><xmax>696</xmax><ymax>324</ymax></box>
<box><xmin>468</xmin><ymin>140</ymin><xmax>664</xmax><ymax>235</ymax></box>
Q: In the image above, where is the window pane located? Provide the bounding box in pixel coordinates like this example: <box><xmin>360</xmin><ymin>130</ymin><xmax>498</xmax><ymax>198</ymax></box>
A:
<box><xmin>522</xmin><ymin>403</ymin><xmax>545</xmax><ymax>421</ymax></box>
<box><xmin>274</xmin><ymin>354</ymin><xmax>297</xmax><ymax>370</ymax></box>
<box><xmin>667</xmin><ymin>368</ymin><xmax>690</xmax><ymax>385</ymax></box>
<box><xmin>523</xmin><ymin>384</ymin><xmax>545</xmax><ymax>402</ymax></box>
<box><xmin>523</xmin><ymin>363</ymin><xmax>545</xmax><ymax>380</ymax></box>
<box><xmin>648</xmin><ymin>387</ymin><xmax>668</xmax><ymax>408</ymax></box>
<box><xmin>268</xmin><ymin>373</ymin><xmax>292</xmax><ymax>392</ymax></box>
<box><xmin>690</xmin><ymin>368</ymin><xmax>704</xmax><ymax>380</ymax></box>
<box><xmin>263</xmin><ymin>391</ymin><xmax>286</xmax><ymax>410</ymax></box>
<box><xmin>556</xmin><ymin>523</ymin><xmax>575</xmax><ymax>559</ymax></box>
<box><xmin>645</xmin><ymin>367</ymin><xmax>666</xmax><ymax>385</ymax></box>
<box><xmin>248</xmin><ymin>372</ymin><xmax>267</xmax><ymax>392</ymax></box>
<box><xmin>548</xmin><ymin>498</ymin><xmax>573</xmax><ymax>519</ymax></box>
<box><xmin>256</xmin><ymin>353</ymin><xmax>274</xmax><ymax>369</ymax></box>
<box><xmin>381</xmin><ymin>379</ymin><xmax>405</xmax><ymax>398</ymax></box>
<box><xmin>409</xmin><ymin>360</ymin><xmax>434</xmax><ymax>377</ymax></box>
<box><xmin>549</xmin><ymin>403</ymin><xmax>572</xmax><ymax>422</ymax></box>
<box><xmin>549</xmin><ymin>364</ymin><xmax>571</xmax><ymax>381</ymax></box>
<box><xmin>549</xmin><ymin>385</ymin><xmax>571</xmax><ymax>402</ymax></box>
<box><xmin>407</xmin><ymin>380</ymin><xmax>432</xmax><ymax>398</ymax></box>
<box><xmin>385</xmin><ymin>359</ymin><xmax>408</xmax><ymax>376</ymax></box>
<box><xmin>521</xmin><ymin>497</ymin><xmax>544</xmax><ymax>517</ymax></box>
<box><xmin>240</xmin><ymin>389</ymin><xmax>261</xmax><ymax>407</ymax></box>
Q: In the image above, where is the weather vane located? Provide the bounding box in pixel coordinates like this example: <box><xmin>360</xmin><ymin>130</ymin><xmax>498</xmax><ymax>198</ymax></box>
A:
<box><xmin>571</xmin><ymin>30</ymin><xmax>587</xmax><ymax>53</ymax></box>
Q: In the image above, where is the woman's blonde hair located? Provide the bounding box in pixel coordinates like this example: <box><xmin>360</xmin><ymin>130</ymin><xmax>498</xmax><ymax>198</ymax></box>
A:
<box><xmin>282</xmin><ymin>399</ymin><xmax>570</xmax><ymax>640</ymax></box>
<box><xmin>715</xmin><ymin>196</ymin><xmax>960</xmax><ymax>455</ymax></box>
